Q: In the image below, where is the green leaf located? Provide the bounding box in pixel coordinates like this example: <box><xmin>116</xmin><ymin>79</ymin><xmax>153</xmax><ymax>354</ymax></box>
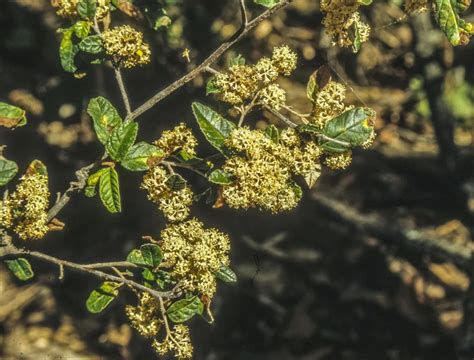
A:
<box><xmin>78</xmin><ymin>35</ymin><xmax>104</xmax><ymax>54</ymax></box>
<box><xmin>291</xmin><ymin>182</ymin><xmax>303</xmax><ymax>200</ymax></box>
<box><xmin>121</xmin><ymin>142</ymin><xmax>164</xmax><ymax>172</ymax></box>
<box><xmin>141</xmin><ymin>268</ymin><xmax>155</xmax><ymax>281</ymax></box>
<box><xmin>165</xmin><ymin>174</ymin><xmax>186</xmax><ymax>191</ymax></box>
<box><xmin>77</xmin><ymin>0</ymin><xmax>97</xmax><ymax>19</ymax></box>
<box><xmin>154</xmin><ymin>15</ymin><xmax>172</xmax><ymax>29</ymax></box>
<box><xmin>0</xmin><ymin>102</ymin><xmax>27</xmax><ymax>128</ymax></box>
<box><xmin>87</xmin><ymin>97</ymin><xmax>123</xmax><ymax>145</ymax></box>
<box><xmin>321</xmin><ymin>107</ymin><xmax>375</xmax><ymax>153</ymax></box>
<box><xmin>127</xmin><ymin>244</ymin><xmax>163</xmax><ymax>267</ymax></box>
<box><xmin>208</xmin><ymin>169</ymin><xmax>234</xmax><ymax>185</ymax></box>
<box><xmin>86</xmin><ymin>281</ymin><xmax>121</xmax><ymax>313</ymax></box>
<box><xmin>73</xmin><ymin>20</ymin><xmax>91</xmax><ymax>38</ymax></box>
<box><xmin>215</xmin><ymin>265</ymin><xmax>237</xmax><ymax>283</ymax></box>
<box><xmin>349</xmin><ymin>20</ymin><xmax>363</xmax><ymax>53</ymax></box>
<box><xmin>264</xmin><ymin>124</ymin><xmax>280</xmax><ymax>143</ymax></box>
<box><xmin>4</xmin><ymin>258</ymin><xmax>34</xmax><ymax>281</ymax></box>
<box><xmin>0</xmin><ymin>157</ymin><xmax>19</xmax><ymax>186</ymax></box>
<box><xmin>99</xmin><ymin>167</ymin><xmax>121</xmax><ymax>213</ymax></box>
<box><xmin>192</xmin><ymin>102</ymin><xmax>236</xmax><ymax>153</ymax></box>
<box><xmin>433</xmin><ymin>0</ymin><xmax>465</xmax><ymax>45</ymax></box>
<box><xmin>206</xmin><ymin>77</ymin><xmax>221</xmax><ymax>95</ymax></box>
<box><xmin>141</xmin><ymin>244</ymin><xmax>163</xmax><ymax>267</ymax></box>
<box><xmin>357</xmin><ymin>0</ymin><xmax>373</xmax><ymax>5</ymax></box>
<box><xmin>84</xmin><ymin>168</ymin><xmax>108</xmax><ymax>197</ymax></box>
<box><xmin>166</xmin><ymin>296</ymin><xmax>204</xmax><ymax>323</ymax></box>
<box><xmin>254</xmin><ymin>0</ymin><xmax>280</xmax><ymax>8</ymax></box>
<box><xmin>229</xmin><ymin>54</ymin><xmax>246</xmax><ymax>66</ymax></box>
<box><xmin>106</xmin><ymin>122</ymin><xmax>138</xmax><ymax>162</ymax></box>
<box><xmin>59</xmin><ymin>28</ymin><xmax>78</xmax><ymax>73</ymax></box>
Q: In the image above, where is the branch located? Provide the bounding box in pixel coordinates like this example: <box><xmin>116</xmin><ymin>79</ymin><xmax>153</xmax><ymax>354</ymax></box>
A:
<box><xmin>6</xmin><ymin>244</ymin><xmax>176</xmax><ymax>299</ymax></box>
<box><xmin>47</xmin><ymin>162</ymin><xmax>96</xmax><ymax>222</ymax></box>
<box><xmin>126</xmin><ymin>0</ymin><xmax>291</xmax><ymax>121</ymax></box>
<box><xmin>311</xmin><ymin>192</ymin><xmax>472</xmax><ymax>267</ymax></box>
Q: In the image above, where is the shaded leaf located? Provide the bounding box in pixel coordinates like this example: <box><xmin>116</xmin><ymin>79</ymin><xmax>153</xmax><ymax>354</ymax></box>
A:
<box><xmin>77</xmin><ymin>0</ymin><xmax>97</xmax><ymax>19</ymax></box>
<box><xmin>0</xmin><ymin>102</ymin><xmax>27</xmax><ymax>128</ymax></box>
<box><xmin>264</xmin><ymin>124</ymin><xmax>280</xmax><ymax>143</ymax></box>
<box><xmin>215</xmin><ymin>265</ymin><xmax>237</xmax><ymax>283</ymax></box>
<box><xmin>87</xmin><ymin>97</ymin><xmax>123</xmax><ymax>144</ymax></box>
<box><xmin>0</xmin><ymin>157</ymin><xmax>18</xmax><ymax>186</ymax></box>
<box><xmin>208</xmin><ymin>169</ymin><xmax>234</xmax><ymax>185</ymax></box>
<box><xmin>106</xmin><ymin>121</ymin><xmax>138</xmax><ymax>162</ymax></box>
<box><xmin>121</xmin><ymin>142</ymin><xmax>164</xmax><ymax>172</ymax></box>
<box><xmin>165</xmin><ymin>174</ymin><xmax>186</xmax><ymax>191</ymax></box>
<box><xmin>192</xmin><ymin>102</ymin><xmax>236</xmax><ymax>153</ymax></box>
<box><xmin>307</xmin><ymin>65</ymin><xmax>331</xmax><ymax>102</ymax></box>
<box><xmin>4</xmin><ymin>258</ymin><xmax>34</xmax><ymax>280</ymax></box>
<box><xmin>86</xmin><ymin>281</ymin><xmax>121</xmax><ymax>313</ymax></box>
<box><xmin>99</xmin><ymin>167</ymin><xmax>121</xmax><ymax>213</ymax></box>
<box><xmin>167</xmin><ymin>296</ymin><xmax>204</xmax><ymax>323</ymax></box>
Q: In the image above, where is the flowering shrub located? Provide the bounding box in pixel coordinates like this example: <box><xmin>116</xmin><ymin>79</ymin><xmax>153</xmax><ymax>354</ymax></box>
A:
<box><xmin>0</xmin><ymin>0</ymin><xmax>472</xmax><ymax>358</ymax></box>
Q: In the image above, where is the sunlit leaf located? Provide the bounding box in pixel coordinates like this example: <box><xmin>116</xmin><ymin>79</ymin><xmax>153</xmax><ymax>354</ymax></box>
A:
<box><xmin>167</xmin><ymin>296</ymin><xmax>204</xmax><ymax>323</ymax></box>
<box><xmin>86</xmin><ymin>281</ymin><xmax>121</xmax><ymax>313</ymax></box>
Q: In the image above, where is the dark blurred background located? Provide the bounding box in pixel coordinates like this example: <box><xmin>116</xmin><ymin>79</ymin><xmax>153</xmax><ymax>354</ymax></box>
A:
<box><xmin>0</xmin><ymin>0</ymin><xmax>473</xmax><ymax>359</ymax></box>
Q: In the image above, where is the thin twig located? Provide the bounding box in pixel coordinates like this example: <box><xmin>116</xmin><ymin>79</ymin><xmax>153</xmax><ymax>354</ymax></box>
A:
<box><xmin>114</xmin><ymin>68</ymin><xmax>132</xmax><ymax>116</ymax></box>
<box><xmin>264</xmin><ymin>106</ymin><xmax>298</xmax><ymax>128</ymax></box>
<box><xmin>126</xmin><ymin>0</ymin><xmax>291</xmax><ymax>121</ymax></box>
<box><xmin>82</xmin><ymin>261</ymin><xmax>138</xmax><ymax>269</ymax></box>
<box><xmin>162</xmin><ymin>160</ymin><xmax>208</xmax><ymax>178</ymax></box>
<box><xmin>238</xmin><ymin>92</ymin><xmax>259</xmax><ymax>127</ymax></box>
<box><xmin>239</xmin><ymin>0</ymin><xmax>249</xmax><ymax>26</ymax></box>
<box><xmin>47</xmin><ymin>162</ymin><xmax>96</xmax><ymax>222</ymax></box>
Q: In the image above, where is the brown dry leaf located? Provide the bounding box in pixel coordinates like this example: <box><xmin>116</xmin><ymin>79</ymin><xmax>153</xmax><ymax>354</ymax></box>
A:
<box><xmin>429</xmin><ymin>262</ymin><xmax>470</xmax><ymax>291</ymax></box>
<box><xmin>113</xmin><ymin>0</ymin><xmax>144</xmax><ymax>20</ymax></box>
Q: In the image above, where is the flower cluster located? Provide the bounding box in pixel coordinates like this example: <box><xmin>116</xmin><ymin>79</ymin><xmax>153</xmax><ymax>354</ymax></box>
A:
<box><xmin>324</xmin><ymin>151</ymin><xmax>353</xmax><ymax>170</ymax></box>
<box><xmin>213</xmin><ymin>46</ymin><xmax>297</xmax><ymax>110</ymax></box>
<box><xmin>52</xmin><ymin>0</ymin><xmax>110</xmax><ymax>20</ymax></box>
<box><xmin>221</xmin><ymin>127</ymin><xmax>321</xmax><ymax>213</ymax></box>
<box><xmin>160</xmin><ymin>219</ymin><xmax>230</xmax><ymax>298</ymax></box>
<box><xmin>125</xmin><ymin>293</ymin><xmax>161</xmax><ymax>338</ymax></box>
<box><xmin>154</xmin><ymin>123</ymin><xmax>198</xmax><ymax>158</ymax></box>
<box><xmin>153</xmin><ymin>324</ymin><xmax>193</xmax><ymax>359</ymax></box>
<box><xmin>0</xmin><ymin>163</ymin><xmax>50</xmax><ymax>240</ymax></box>
<box><xmin>320</xmin><ymin>0</ymin><xmax>371</xmax><ymax>49</ymax></box>
<box><xmin>101</xmin><ymin>25</ymin><xmax>151</xmax><ymax>68</ymax></box>
<box><xmin>141</xmin><ymin>166</ymin><xmax>193</xmax><ymax>222</ymax></box>
<box><xmin>310</xmin><ymin>81</ymin><xmax>348</xmax><ymax>129</ymax></box>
